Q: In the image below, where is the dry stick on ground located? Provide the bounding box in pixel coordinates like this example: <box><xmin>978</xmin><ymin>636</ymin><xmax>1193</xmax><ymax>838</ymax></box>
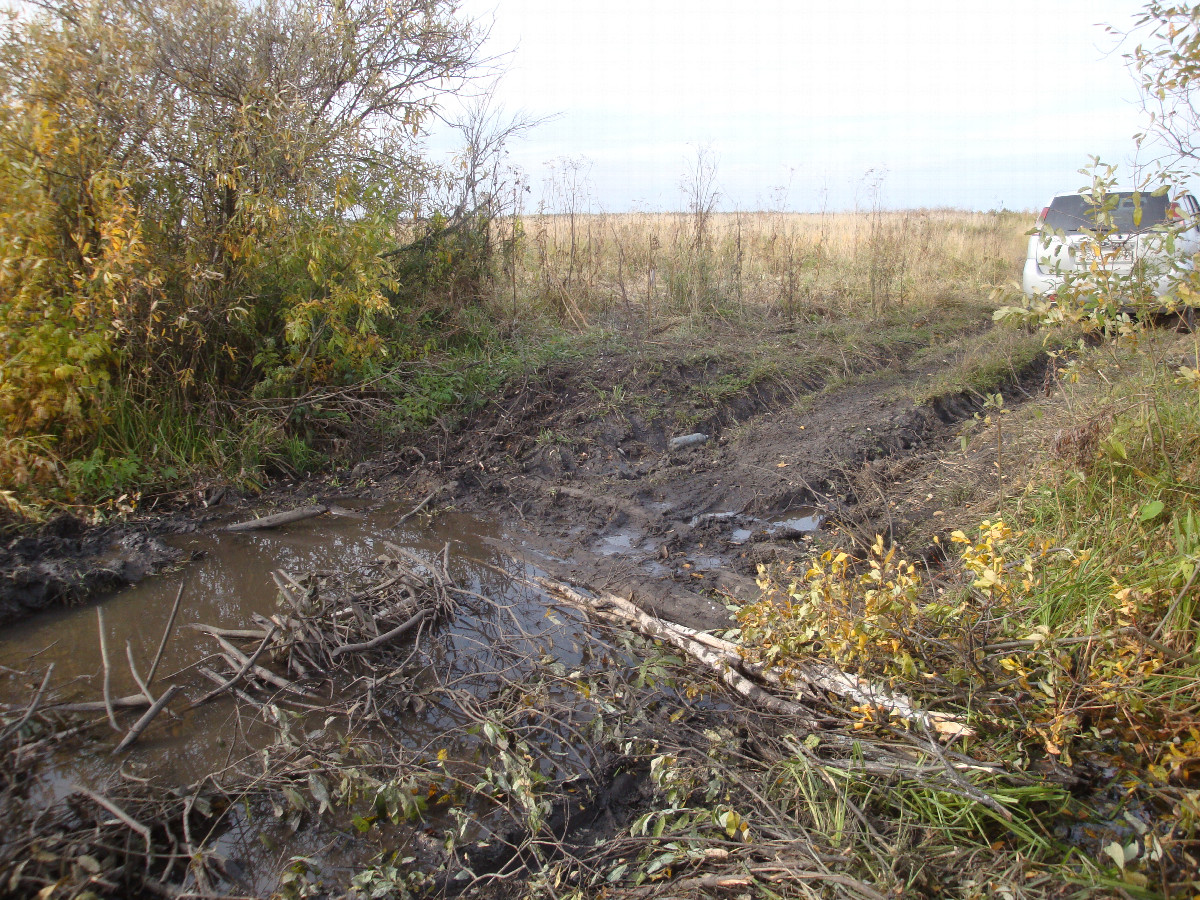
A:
<box><xmin>112</xmin><ymin>685</ymin><xmax>182</xmax><ymax>755</ymax></box>
<box><xmin>125</xmin><ymin>641</ymin><xmax>155</xmax><ymax>704</ymax></box>
<box><xmin>222</xmin><ymin>505</ymin><xmax>329</xmax><ymax>533</ymax></box>
<box><xmin>96</xmin><ymin>607</ymin><xmax>119</xmax><ymax>731</ymax></box>
<box><xmin>329</xmin><ymin>609</ymin><xmax>431</xmax><ymax>659</ymax></box>
<box><xmin>918</xmin><ymin>720</ymin><xmax>1012</xmax><ymax>821</ymax></box>
<box><xmin>147</xmin><ymin>577</ymin><xmax>185</xmax><ymax>686</ymax></box>
<box><xmin>188</xmin><ymin>627</ymin><xmax>279</xmax><ymax>710</ymax></box>
<box><xmin>0</xmin><ymin>663</ymin><xmax>53</xmax><ymax>742</ymax></box>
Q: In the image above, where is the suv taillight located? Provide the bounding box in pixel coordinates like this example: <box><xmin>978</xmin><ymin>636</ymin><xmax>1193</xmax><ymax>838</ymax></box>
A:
<box><xmin>1037</xmin><ymin>207</ymin><xmax>1049</xmax><ymax>227</ymax></box>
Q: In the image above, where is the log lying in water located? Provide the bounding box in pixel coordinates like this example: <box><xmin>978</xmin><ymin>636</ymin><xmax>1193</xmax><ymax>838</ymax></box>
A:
<box><xmin>222</xmin><ymin>505</ymin><xmax>329</xmax><ymax>533</ymax></box>
<box><xmin>536</xmin><ymin>576</ymin><xmax>973</xmax><ymax>741</ymax></box>
<box><xmin>50</xmin><ymin>695</ymin><xmax>152</xmax><ymax>714</ymax></box>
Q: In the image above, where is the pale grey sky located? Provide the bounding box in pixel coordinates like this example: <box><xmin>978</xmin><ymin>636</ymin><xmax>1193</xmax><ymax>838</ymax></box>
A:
<box><xmin>442</xmin><ymin>0</ymin><xmax>1161</xmax><ymax>212</ymax></box>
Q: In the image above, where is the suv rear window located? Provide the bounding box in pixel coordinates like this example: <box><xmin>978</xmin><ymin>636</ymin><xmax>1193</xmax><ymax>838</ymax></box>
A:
<box><xmin>1044</xmin><ymin>192</ymin><xmax>1170</xmax><ymax>234</ymax></box>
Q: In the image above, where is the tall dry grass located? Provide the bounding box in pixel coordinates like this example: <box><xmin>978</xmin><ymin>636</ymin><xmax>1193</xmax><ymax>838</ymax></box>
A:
<box><xmin>490</xmin><ymin>209</ymin><xmax>1030</xmax><ymax>328</ymax></box>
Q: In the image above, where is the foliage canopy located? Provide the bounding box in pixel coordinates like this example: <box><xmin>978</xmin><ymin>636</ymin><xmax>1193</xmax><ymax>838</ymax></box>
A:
<box><xmin>0</xmin><ymin>0</ymin><xmax>486</xmax><ymax>497</ymax></box>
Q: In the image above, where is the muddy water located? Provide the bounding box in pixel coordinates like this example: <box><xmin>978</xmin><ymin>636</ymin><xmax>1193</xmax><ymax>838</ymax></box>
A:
<box><xmin>0</xmin><ymin>502</ymin><xmax>591</xmax><ymax>805</ymax></box>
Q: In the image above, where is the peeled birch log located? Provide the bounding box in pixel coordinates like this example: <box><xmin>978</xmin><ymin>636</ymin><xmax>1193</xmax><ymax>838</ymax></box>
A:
<box><xmin>223</xmin><ymin>505</ymin><xmax>328</xmax><ymax>533</ymax></box>
<box><xmin>536</xmin><ymin>577</ymin><xmax>823</xmax><ymax>726</ymax></box>
<box><xmin>536</xmin><ymin>576</ymin><xmax>972</xmax><ymax>741</ymax></box>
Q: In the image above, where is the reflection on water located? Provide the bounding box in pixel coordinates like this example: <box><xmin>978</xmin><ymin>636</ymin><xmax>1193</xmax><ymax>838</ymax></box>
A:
<box><xmin>0</xmin><ymin>505</ymin><xmax>585</xmax><ymax>797</ymax></box>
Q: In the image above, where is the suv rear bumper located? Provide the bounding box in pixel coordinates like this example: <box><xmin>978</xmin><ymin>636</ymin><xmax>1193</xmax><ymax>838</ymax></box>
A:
<box><xmin>1020</xmin><ymin>257</ymin><xmax>1187</xmax><ymax>300</ymax></box>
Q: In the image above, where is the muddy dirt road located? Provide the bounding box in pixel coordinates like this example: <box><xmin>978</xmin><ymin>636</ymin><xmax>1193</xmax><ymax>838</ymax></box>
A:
<box><xmin>415</xmin><ymin>319</ymin><xmax>1041</xmax><ymax>632</ymax></box>
<box><xmin>2</xmin><ymin>311</ymin><xmax>1040</xmax><ymax>632</ymax></box>
<box><xmin>0</xmin><ymin>308</ymin><xmax>1050</xmax><ymax>897</ymax></box>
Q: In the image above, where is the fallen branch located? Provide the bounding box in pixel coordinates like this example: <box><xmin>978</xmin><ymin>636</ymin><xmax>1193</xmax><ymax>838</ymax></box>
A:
<box><xmin>188</xmin><ymin>626</ymin><xmax>278</xmax><ymax>709</ymax></box>
<box><xmin>197</xmin><ymin>666</ymin><xmax>262</xmax><ymax>708</ymax></box>
<box><xmin>0</xmin><ymin>663</ymin><xmax>53</xmax><ymax>741</ymax></box>
<box><xmin>125</xmin><ymin>641</ymin><xmax>155</xmax><ymax>704</ymax></box>
<box><xmin>208</xmin><ymin>633</ymin><xmax>314</xmax><ymax>697</ymax></box>
<box><xmin>186</xmin><ymin>624</ymin><xmax>270</xmax><ymax>641</ymax></box>
<box><xmin>393</xmin><ymin>488</ymin><xmax>442</xmax><ymax>528</ymax></box>
<box><xmin>553</xmin><ymin>579</ymin><xmax>972</xmax><ymax>741</ymax></box>
<box><xmin>223</xmin><ymin>505</ymin><xmax>328</xmax><ymax>533</ymax></box>
<box><xmin>794</xmin><ymin>663</ymin><xmax>974</xmax><ymax>740</ymax></box>
<box><xmin>329</xmin><ymin>609</ymin><xmax>430</xmax><ymax>659</ymax></box>
<box><xmin>73</xmin><ymin>785</ymin><xmax>153</xmax><ymax>854</ymax></box>
<box><xmin>147</xmin><ymin>577</ymin><xmax>186</xmax><ymax>685</ymax></box>
<box><xmin>50</xmin><ymin>694</ymin><xmax>153</xmax><ymax>713</ymax></box>
<box><xmin>97</xmin><ymin>607</ymin><xmax>118</xmax><ymax>731</ymax></box>
<box><xmin>113</xmin><ymin>685</ymin><xmax>182</xmax><ymax>755</ymax></box>
<box><xmin>537</xmin><ymin>577</ymin><xmax>822</xmax><ymax>726</ymax></box>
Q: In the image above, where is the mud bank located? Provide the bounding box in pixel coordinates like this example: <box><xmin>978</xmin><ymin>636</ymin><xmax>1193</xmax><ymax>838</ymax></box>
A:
<box><xmin>0</xmin><ymin>515</ymin><xmax>183</xmax><ymax>625</ymax></box>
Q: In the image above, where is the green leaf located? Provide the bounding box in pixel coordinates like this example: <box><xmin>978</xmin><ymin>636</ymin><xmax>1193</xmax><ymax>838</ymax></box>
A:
<box><xmin>652</xmin><ymin>814</ymin><xmax>666</xmax><ymax>838</ymax></box>
<box><xmin>1139</xmin><ymin>499</ymin><xmax>1165</xmax><ymax>522</ymax></box>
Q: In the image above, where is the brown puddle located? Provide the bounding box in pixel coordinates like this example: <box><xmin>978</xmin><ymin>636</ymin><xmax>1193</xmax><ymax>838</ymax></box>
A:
<box><xmin>0</xmin><ymin>504</ymin><xmax>596</xmax><ymax>808</ymax></box>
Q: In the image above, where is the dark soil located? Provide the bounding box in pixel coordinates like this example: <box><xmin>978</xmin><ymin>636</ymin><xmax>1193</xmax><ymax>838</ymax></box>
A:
<box><xmin>410</xmin><ymin>319</ymin><xmax>1045</xmax><ymax>632</ymax></box>
<box><xmin>0</xmin><ymin>315</ymin><xmax>1042</xmax><ymax>635</ymax></box>
<box><xmin>0</xmin><ymin>514</ymin><xmax>183</xmax><ymax>625</ymax></box>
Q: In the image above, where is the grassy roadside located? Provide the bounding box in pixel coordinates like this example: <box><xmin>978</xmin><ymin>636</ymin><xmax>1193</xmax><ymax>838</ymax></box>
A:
<box><xmin>3</xmin><ymin>208</ymin><xmax>1028</xmax><ymax>523</ymax></box>
<box><xmin>724</xmin><ymin>328</ymin><xmax>1200</xmax><ymax>897</ymax></box>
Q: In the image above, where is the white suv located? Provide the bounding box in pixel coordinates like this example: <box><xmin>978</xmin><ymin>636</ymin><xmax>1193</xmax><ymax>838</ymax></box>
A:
<box><xmin>1022</xmin><ymin>190</ymin><xmax>1200</xmax><ymax>301</ymax></box>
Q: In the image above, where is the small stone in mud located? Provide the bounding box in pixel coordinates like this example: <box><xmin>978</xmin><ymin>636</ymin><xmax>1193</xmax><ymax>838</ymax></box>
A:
<box><xmin>669</xmin><ymin>432</ymin><xmax>709</xmax><ymax>450</ymax></box>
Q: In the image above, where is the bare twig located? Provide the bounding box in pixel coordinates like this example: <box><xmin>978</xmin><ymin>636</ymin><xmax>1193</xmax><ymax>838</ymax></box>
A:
<box><xmin>126</xmin><ymin>641</ymin><xmax>155</xmax><ymax>704</ymax></box>
<box><xmin>329</xmin><ymin>610</ymin><xmax>430</xmax><ymax>659</ymax></box>
<box><xmin>0</xmin><ymin>663</ymin><xmax>53</xmax><ymax>741</ymax></box>
<box><xmin>393</xmin><ymin>489</ymin><xmax>440</xmax><ymax>528</ymax></box>
<box><xmin>188</xmin><ymin>627</ymin><xmax>278</xmax><ymax>709</ymax></box>
<box><xmin>97</xmin><ymin>607</ymin><xmax>118</xmax><ymax>731</ymax></box>
<box><xmin>208</xmin><ymin>633</ymin><xmax>313</xmax><ymax>697</ymax></box>
<box><xmin>147</xmin><ymin>578</ymin><xmax>186</xmax><ymax>686</ymax></box>
<box><xmin>74</xmin><ymin>785</ymin><xmax>153</xmax><ymax>853</ymax></box>
<box><xmin>113</xmin><ymin>685</ymin><xmax>182</xmax><ymax>755</ymax></box>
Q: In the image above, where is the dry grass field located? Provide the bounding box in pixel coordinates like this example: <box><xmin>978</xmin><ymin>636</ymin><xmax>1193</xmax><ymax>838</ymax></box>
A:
<box><xmin>488</xmin><ymin>209</ymin><xmax>1030</xmax><ymax>327</ymax></box>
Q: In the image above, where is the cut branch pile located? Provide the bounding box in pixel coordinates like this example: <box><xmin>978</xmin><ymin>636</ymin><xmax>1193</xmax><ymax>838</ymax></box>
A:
<box><xmin>189</xmin><ymin>542</ymin><xmax>457</xmax><ymax>706</ymax></box>
<box><xmin>537</xmin><ymin>576</ymin><xmax>974</xmax><ymax>744</ymax></box>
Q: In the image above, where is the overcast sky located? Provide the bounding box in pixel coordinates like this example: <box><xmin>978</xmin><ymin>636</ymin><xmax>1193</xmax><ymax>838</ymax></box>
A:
<box><xmin>438</xmin><ymin>0</ymin><xmax>1160</xmax><ymax>212</ymax></box>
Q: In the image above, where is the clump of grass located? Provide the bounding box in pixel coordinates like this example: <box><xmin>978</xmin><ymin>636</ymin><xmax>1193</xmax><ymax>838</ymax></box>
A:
<box><xmin>738</xmin><ymin>331</ymin><xmax>1200</xmax><ymax>894</ymax></box>
<box><xmin>493</xmin><ymin>209</ymin><xmax>1028</xmax><ymax>329</ymax></box>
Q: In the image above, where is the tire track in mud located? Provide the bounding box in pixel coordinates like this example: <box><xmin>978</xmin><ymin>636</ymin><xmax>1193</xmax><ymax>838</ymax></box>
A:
<box><xmin>441</xmin><ymin>326</ymin><xmax>1048</xmax><ymax>631</ymax></box>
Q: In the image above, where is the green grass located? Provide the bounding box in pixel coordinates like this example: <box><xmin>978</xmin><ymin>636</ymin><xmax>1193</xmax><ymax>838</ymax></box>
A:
<box><xmin>730</xmin><ymin>328</ymin><xmax>1200</xmax><ymax>896</ymax></box>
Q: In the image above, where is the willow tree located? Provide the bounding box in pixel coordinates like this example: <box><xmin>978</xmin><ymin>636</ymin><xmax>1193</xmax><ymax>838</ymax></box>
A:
<box><xmin>0</xmin><ymin>0</ymin><xmax>481</xmax><ymax>490</ymax></box>
<box><xmin>1130</xmin><ymin>3</ymin><xmax>1200</xmax><ymax>164</ymax></box>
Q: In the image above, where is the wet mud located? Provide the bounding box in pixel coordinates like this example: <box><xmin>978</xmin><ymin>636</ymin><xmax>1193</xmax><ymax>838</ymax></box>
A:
<box><xmin>0</xmin><ymin>316</ymin><xmax>1050</xmax><ymax>896</ymax></box>
<box><xmin>422</xmin><ymin>323</ymin><xmax>1046</xmax><ymax>631</ymax></box>
<box><xmin>0</xmin><ymin>514</ymin><xmax>183</xmax><ymax>626</ymax></box>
